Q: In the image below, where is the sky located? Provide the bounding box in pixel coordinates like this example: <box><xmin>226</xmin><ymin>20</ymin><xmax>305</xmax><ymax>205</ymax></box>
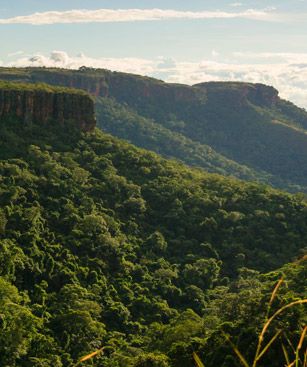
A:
<box><xmin>1</xmin><ymin>0</ymin><xmax>307</xmax><ymax>107</ymax></box>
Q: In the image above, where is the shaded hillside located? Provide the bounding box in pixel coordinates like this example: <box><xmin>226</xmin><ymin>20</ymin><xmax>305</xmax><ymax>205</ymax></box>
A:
<box><xmin>1</xmin><ymin>68</ymin><xmax>307</xmax><ymax>192</ymax></box>
<box><xmin>0</xmin><ymin>82</ymin><xmax>306</xmax><ymax>366</ymax></box>
<box><xmin>95</xmin><ymin>97</ymin><xmax>272</xmax><ymax>182</ymax></box>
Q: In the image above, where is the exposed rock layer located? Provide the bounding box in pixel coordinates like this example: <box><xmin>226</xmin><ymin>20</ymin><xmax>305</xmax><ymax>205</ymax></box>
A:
<box><xmin>0</xmin><ymin>84</ymin><xmax>96</xmax><ymax>132</ymax></box>
<box><xmin>0</xmin><ymin>68</ymin><xmax>280</xmax><ymax>121</ymax></box>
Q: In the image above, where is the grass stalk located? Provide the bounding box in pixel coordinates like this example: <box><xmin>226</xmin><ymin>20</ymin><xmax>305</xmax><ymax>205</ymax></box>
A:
<box><xmin>255</xmin><ymin>329</ymin><xmax>282</xmax><ymax>363</ymax></box>
<box><xmin>295</xmin><ymin>326</ymin><xmax>307</xmax><ymax>367</ymax></box>
<box><xmin>72</xmin><ymin>347</ymin><xmax>104</xmax><ymax>367</ymax></box>
<box><xmin>282</xmin><ymin>342</ymin><xmax>291</xmax><ymax>366</ymax></box>
<box><xmin>223</xmin><ymin>333</ymin><xmax>250</xmax><ymax>367</ymax></box>
<box><xmin>193</xmin><ymin>276</ymin><xmax>306</xmax><ymax>367</ymax></box>
<box><xmin>252</xmin><ymin>299</ymin><xmax>307</xmax><ymax>367</ymax></box>
<box><xmin>193</xmin><ymin>352</ymin><xmax>206</xmax><ymax>367</ymax></box>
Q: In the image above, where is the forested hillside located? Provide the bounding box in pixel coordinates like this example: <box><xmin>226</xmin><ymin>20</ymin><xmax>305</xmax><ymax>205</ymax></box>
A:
<box><xmin>0</xmin><ymin>83</ymin><xmax>306</xmax><ymax>366</ymax></box>
<box><xmin>95</xmin><ymin>97</ymin><xmax>271</xmax><ymax>183</ymax></box>
<box><xmin>1</xmin><ymin>67</ymin><xmax>307</xmax><ymax>192</ymax></box>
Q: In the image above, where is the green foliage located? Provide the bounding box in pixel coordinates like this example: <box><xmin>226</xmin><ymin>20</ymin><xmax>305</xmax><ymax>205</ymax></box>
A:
<box><xmin>0</xmin><ymin>80</ymin><xmax>88</xmax><ymax>95</ymax></box>
<box><xmin>0</xmin><ymin>113</ymin><xmax>306</xmax><ymax>366</ymax></box>
<box><xmin>133</xmin><ymin>353</ymin><xmax>170</xmax><ymax>367</ymax></box>
<box><xmin>95</xmin><ymin>97</ymin><xmax>268</xmax><ymax>183</ymax></box>
<box><xmin>0</xmin><ymin>277</ymin><xmax>42</xmax><ymax>367</ymax></box>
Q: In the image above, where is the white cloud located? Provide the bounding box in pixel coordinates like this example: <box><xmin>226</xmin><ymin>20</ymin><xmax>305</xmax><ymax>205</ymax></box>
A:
<box><xmin>0</xmin><ymin>8</ymin><xmax>279</xmax><ymax>25</ymax></box>
<box><xmin>9</xmin><ymin>51</ymin><xmax>157</xmax><ymax>75</ymax></box>
<box><xmin>3</xmin><ymin>50</ymin><xmax>307</xmax><ymax>109</ymax></box>
<box><xmin>230</xmin><ymin>3</ymin><xmax>243</xmax><ymax>7</ymax></box>
<box><xmin>233</xmin><ymin>51</ymin><xmax>307</xmax><ymax>62</ymax></box>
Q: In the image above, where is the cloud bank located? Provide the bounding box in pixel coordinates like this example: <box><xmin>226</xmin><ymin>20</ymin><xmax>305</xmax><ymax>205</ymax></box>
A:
<box><xmin>3</xmin><ymin>50</ymin><xmax>307</xmax><ymax>109</ymax></box>
<box><xmin>0</xmin><ymin>8</ymin><xmax>278</xmax><ymax>25</ymax></box>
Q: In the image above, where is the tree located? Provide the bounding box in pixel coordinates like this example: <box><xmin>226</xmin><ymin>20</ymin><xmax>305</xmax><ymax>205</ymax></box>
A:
<box><xmin>0</xmin><ymin>277</ymin><xmax>41</xmax><ymax>366</ymax></box>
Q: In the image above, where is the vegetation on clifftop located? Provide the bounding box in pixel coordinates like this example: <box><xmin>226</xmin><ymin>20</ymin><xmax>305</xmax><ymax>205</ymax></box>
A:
<box><xmin>0</xmin><ymin>80</ymin><xmax>89</xmax><ymax>95</ymax></box>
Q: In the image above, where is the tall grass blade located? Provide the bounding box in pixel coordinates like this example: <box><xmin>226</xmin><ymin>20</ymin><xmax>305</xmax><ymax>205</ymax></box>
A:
<box><xmin>72</xmin><ymin>348</ymin><xmax>104</xmax><ymax>366</ymax></box>
<box><xmin>297</xmin><ymin>326</ymin><xmax>307</xmax><ymax>351</ymax></box>
<box><xmin>282</xmin><ymin>342</ymin><xmax>291</xmax><ymax>366</ymax></box>
<box><xmin>285</xmin><ymin>334</ymin><xmax>297</xmax><ymax>354</ymax></box>
<box><xmin>253</xmin><ymin>277</ymin><xmax>284</xmax><ymax>367</ymax></box>
<box><xmin>196</xmin><ymin>280</ymin><xmax>306</xmax><ymax>367</ymax></box>
<box><xmin>79</xmin><ymin>348</ymin><xmax>103</xmax><ymax>362</ymax></box>
<box><xmin>223</xmin><ymin>333</ymin><xmax>250</xmax><ymax>367</ymax></box>
<box><xmin>269</xmin><ymin>278</ymin><xmax>284</xmax><ymax>307</ymax></box>
<box><xmin>295</xmin><ymin>326</ymin><xmax>307</xmax><ymax>367</ymax></box>
<box><xmin>252</xmin><ymin>281</ymin><xmax>306</xmax><ymax>367</ymax></box>
<box><xmin>193</xmin><ymin>352</ymin><xmax>205</xmax><ymax>367</ymax></box>
<box><xmin>256</xmin><ymin>330</ymin><xmax>282</xmax><ymax>362</ymax></box>
<box><xmin>258</xmin><ymin>299</ymin><xmax>307</xmax><ymax>349</ymax></box>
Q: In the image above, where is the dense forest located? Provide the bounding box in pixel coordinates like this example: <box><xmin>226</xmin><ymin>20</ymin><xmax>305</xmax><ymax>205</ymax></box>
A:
<box><xmin>0</xmin><ymin>82</ymin><xmax>306</xmax><ymax>367</ymax></box>
<box><xmin>2</xmin><ymin>67</ymin><xmax>307</xmax><ymax>192</ymax></box>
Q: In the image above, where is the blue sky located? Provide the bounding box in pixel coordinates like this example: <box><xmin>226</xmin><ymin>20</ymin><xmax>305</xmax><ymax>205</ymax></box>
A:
<box><xmin>1</xmin><ymin>0</ymin><xmax>307</xmax><ymax>107</ymax></box>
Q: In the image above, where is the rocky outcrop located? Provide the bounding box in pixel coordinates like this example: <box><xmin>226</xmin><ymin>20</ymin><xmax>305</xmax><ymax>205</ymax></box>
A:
<box><xmin>30</xmin><ymin>70</ymin><xmax>109</xmax><ymax>97</ymax></box>
<box><xmin>247</xmin><ymin>83</ymin><xmax>279</xmax><ymax>107</ymax></box>
<box><xmin>0</xmin><ymin>83</ymin><xmax>96</xmax><ymax>132</ymax></box>
<box><xmin>194</xmin><ymin>82</ymin><xmax>279</xmax><ymax>108</ymax></box>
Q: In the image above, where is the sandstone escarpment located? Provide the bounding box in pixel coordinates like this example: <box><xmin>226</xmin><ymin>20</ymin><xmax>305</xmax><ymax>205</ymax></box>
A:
<box><xmin>0</xmin><ymin>68</ymin><xmax>207</xmax><ymax>113</ymax></box>
<box><xmin>194</xmin><ymin>81</ymin><xmax>279</xmax><ymax>108</ymax></box>
<box><xmin>26</xmin><ymin>69</ymin><xmax>278</xmax><ymax>110</ymax></box>
<box><xmin>0</xmin><ymin>68</ymin><xmax>281</xmax><ymax>118</ymax></box>
<box><xmin>0</xmin><ymin>82</ymin><xmax>96</xmax><ymax>132</ymax></box>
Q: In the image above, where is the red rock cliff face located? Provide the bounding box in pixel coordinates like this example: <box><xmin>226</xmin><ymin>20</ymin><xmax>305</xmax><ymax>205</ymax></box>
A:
<box><xmin>24</xmin><ymin>69</ymin><xmax>206</xmax><ymax>111</ymax></box>
<box><xmin>0</xmin><ymin>69</ymin><xmax>280</xmax><ymax>118</ymax></box>
<box><xmin>30</xmin><ymin>71</ymin><xmax>109</xmax><ymax>97</ymax></box>
<box><xmin>194</xmin><ymin>82</ymin><xmax>279</xmax><ymax>108</ymax></box>
<box><xmin>27</xmin><ymin>70</ymin><xmax>278</xmax><ymax>113</ymax></box>
<box><xmin>0</xmin><ymin>87</ymin><xmax>96</xmax><ymax>132</ymax></box>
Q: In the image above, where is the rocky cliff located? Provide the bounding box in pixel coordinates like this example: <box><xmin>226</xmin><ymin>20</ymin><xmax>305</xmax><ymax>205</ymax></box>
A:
<box><xmin>0</xmin><ymin>81</ymin><xmax>96</xmax><ymax>132</ymax></box>
<box><xmin>0</xmin><ymin>68</ymin><xmax>282</xmax><ymax>118</ymax></box>
<box><xmin>194</xmin><ymin>81</ymin><xmax>279</xmax><ymax>108</ymax></box>
<box><xmin>0</xmin><ymin>68</ymin><xmax>207</xmax><ymax>112</ymax></box>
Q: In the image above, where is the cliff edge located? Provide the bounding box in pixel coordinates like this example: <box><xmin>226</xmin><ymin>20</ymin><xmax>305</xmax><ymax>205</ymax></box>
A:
<box><xmin>0</xmin><ymin>81</ymin><xmax>96</xmax><ymax>132</ymax></box>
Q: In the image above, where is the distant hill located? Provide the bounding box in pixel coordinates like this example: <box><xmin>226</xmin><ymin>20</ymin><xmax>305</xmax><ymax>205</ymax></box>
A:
<box><xmin>1</xmin><ymin>67</ymin><xmax>307</xmax><ymax>193</ymax></box>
